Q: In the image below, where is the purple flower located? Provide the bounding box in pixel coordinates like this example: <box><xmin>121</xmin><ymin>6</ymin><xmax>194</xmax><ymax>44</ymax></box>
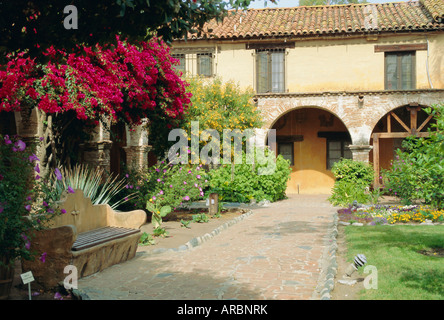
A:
<box><xmin>125</xmin><ymin>174</ymin><xmax>129</xmax><ymax>178</ymax></box>
<box><xmin>169</xmin><ymin>185</ymin><xmax>173</xmax><ymax>188</ymax></box>
<box><xmin>47</xmin><ymin>208</ymin><xmax>54</xmax><ymax>214</ymax></box>
<box><xmin>35</xmin><ymin>175</ymin><xmax>40</xmax><ymax>180</ymax></box>
<box><xmin>67</xmin><ymin>186</ymin><xmax>75</xmax><ymax>194</ymax></box>
<box><xmin>196</xmin><ymin>175</ymin><xmax>201</xmax><ymax>179</ymax></box>
<box><xmin>152</xmin><ymin>196</ymin><xmax>156</xmax><ymax>200</ymax></box>
<box><xmin>194</xmin><ymin>183</ymin><xmax>198</xmax><ymax>188</ymax></box>
<box><xmin>157</xmin><ymin>179</ymin><xmax>161</xmax><ymax>182</ymax></box>
<box><xmin>12</xmin><ymin>140</ymin><xmax>26</xmax><ymax>152</ymax></box>
<box><xmin>183</xmin><ymin>181</ymin><xmax>187</xmax><ymax>185</ymax></box>
<box><xmin>39</xmin><ymin>252</ymin><xmax>47</xmax><ymax>263</ymax></box>
<box><xmin>159</xmin><ymin>190</ymin><xmax>164</xmax><ymax>195</ymax></box>
<box><xmin>28</xmin><ymin>154</ymin><xmax>40</xmax><ymax>162</ymax></box>
<box><xmin>4</xmin><ymin>135</ymin><xmax>11</xmax><ymax>145</ymax></box>
<box><xmin>183</xmin><ymin>196</ymin><xmax>190</xmax><ymax>201</ymax></box>
<box><xmin>54</xmin><ymin>168</ymin><xmax>62</xmax><ymax>181</ymax></box>
<box><xmin>25</xmin><ymin>240</ymin><xmax>31</xmax><ymax>250</ymax></box>
<box><xmin>61</xmin><ymin>209</ymin><xmax>67</xmax><ymax>214</ymax></box>
<box><xmin>54</xmin><ymin>292</ymin><xmax>63</xmax><ymax>300</ymax></box>
<box><xmin>26</xmin><ymin>196</ymin><xmax>32</xmax><ymax>201</ymax></box>
<box><xmin>43</xmin><ymin>201</ymin><xmax>48</xmax><ymax>207</ymax></box>
<box><xmin>25</xmin><ymin>204</ymin><xmax>31</xmax><ymax>211</ymax></box>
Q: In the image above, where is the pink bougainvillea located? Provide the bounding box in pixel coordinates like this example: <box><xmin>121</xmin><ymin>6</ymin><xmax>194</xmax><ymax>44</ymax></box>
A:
<box><xmin>0</xmin><ymin>37</ymin><xmax>191</xmax><ymax>128</ymax></box>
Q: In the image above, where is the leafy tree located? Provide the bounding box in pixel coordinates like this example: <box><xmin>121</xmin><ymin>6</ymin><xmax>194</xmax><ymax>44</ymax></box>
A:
<box><xmin>0</xmin><ymin>0</ymin><xmax>274</xmax><ymax>62</ymax></box>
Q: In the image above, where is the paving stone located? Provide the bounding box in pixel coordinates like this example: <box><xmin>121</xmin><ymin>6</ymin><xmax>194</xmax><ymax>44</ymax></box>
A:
<box><xmin>77</xmin><ymin>194</ymin><xmax>337</xmax><ymax>300</ymax></box>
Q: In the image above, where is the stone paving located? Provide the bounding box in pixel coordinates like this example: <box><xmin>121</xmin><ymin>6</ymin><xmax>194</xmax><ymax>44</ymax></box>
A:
<box><xmin>76</xmin><ymin>194</ymin><xmax>337</xmax><ymax>300</ymax></box>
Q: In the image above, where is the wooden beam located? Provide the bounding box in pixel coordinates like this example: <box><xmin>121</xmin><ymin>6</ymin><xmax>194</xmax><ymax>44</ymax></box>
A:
<box><xmin>387</xmin><ymin>113</ymin><xmax>391</xmax><ymax>133</ymax></box>
<box><xmin>374</xmin><ymin>43</ymin><xmax>428</xmax><ymax>53</ymax></box>
<box><xmin>376</xmin><ymin>132</ymin><xmax>430</xmax><ymax>139</ymax></box>
<box><xmin>417</xmin><ymin>114</ymin><xmax>433</xmax><ymax>132</ymax></box>
<box><xmin>390</xmin><ymin>112</ymin><xmax>411</xmax><ymax>133</ymax></box>
<box><xmin>372</xmin><ymin>134</ymin><xmax>380</xmax><ymax>188</ymax></box>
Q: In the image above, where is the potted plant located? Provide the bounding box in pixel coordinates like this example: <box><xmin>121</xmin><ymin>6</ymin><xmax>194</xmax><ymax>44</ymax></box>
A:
<box><xmin>0</xmin><ymin>134</ymin><xmax>66</xmax><ymax>299</ymax></box>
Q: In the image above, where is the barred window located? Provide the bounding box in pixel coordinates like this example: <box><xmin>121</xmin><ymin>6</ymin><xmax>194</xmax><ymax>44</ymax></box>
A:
<box><xmin>256</xmin><ymin>49</ymin><xmax>285</xmax><ymax>93</ymax></box>
<box><xmin>327</xmin><ymin>140</ymin><xmax>352</xmax><ymax>170</ymax></box>
<box><xmin>385</xmin><ymin>51</ymin><xmax>415</xmax><ymax>90</ymax></box>
<box><xmin>197</xmin><ymin>53</ymin><xmax>213</xmax><ymax>77</ymax></box>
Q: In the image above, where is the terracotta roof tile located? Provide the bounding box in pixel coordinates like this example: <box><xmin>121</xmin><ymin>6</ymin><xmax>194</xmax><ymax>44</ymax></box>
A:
<box><xmin>186</xmin><ymin>1</ymin><xmax>444</xmax><ymax>40</ymax></box>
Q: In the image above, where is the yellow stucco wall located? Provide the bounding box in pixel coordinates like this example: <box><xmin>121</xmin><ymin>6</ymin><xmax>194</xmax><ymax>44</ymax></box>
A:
<box><xmin>274</xmin><ymin>108</ymin><xmax>350</xmax><ymax>194</ymax></box>
<box><xmin>173</xmin><ymin>33</ymin><xmax>444</xmax><ymax>92</ymax></box>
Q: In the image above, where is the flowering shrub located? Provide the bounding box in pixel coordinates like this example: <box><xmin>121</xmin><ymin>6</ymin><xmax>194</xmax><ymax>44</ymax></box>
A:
<box><xmin>120</xmin><ymin>160</ymin><xmax>209</xmax><ymax>227</ymax></box>
<box><xmin>0</xmin><ymin>134</ymin><xmax>71</xmax><ymax>265</ymax></box>
<box><xmin>382</xmin><ymin>104</ymin><xmax>444</xmax><ymax>209</ymax></box>
<box><xmin>181</xmin><ymin>76</ymin><xmax>263</xmax><ymax>159</ymax></box>
<box><xmin>0</xmin><ymin>37</ymin><xmax>191</xmax><ymax>156</ymax></box>
<box><xmin>338</xmin><ymin>204</ymin><xmax>444</xmax><ymax>225</ymax></box>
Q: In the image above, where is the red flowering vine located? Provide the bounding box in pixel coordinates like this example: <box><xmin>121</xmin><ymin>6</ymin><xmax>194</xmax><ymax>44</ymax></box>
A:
<box><xmin>0</xmin><ymin>36</ymin><xmax>191</xmax><ymax>127</ymax></box>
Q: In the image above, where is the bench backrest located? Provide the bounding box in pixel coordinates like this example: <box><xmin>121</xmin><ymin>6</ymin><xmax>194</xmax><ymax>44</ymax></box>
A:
<box><xmin>49</xmin><ymin>189</ymin><xmax>110</xmax><ymax>234</ymax></box>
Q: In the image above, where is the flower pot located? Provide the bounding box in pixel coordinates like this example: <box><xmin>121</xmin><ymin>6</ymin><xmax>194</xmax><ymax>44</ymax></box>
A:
<box><xmin>0</xmin><ymin>256</ymin><xmax>15</xmax><ymax>300</ymax></box>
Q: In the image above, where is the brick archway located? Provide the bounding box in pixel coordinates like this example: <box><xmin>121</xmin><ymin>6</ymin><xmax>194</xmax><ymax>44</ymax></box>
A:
<box><xmin>256</xmin><ymin>89</ymin><xmax>444</xmax><ymax>163</ymax></box>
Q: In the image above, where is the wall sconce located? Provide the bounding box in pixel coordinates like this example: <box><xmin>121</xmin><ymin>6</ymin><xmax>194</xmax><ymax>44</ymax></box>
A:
<box><xmin>358</xmin><ymin>95</ymin><xmax>364</xmax><ymax>108</ymax></box>
<box><xmin>344</xmin><ymin>254</ymin><xmax>367</xmax><ymax>277</ymax></box>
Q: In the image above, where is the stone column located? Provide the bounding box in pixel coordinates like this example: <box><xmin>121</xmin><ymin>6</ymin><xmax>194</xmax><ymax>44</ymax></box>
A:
<box><xmin>123</xmin><ymin>121</ymin><xmax>149</xmax><ymax>169</ymax></box>
<box><xmin>79</xmin><ymin>120</ymin><xmax>113</xmax><ymax>173</ymax></box>
<box><xmin>348</xmin><ymin>145</ymin><xmax>373</xmax><ymax>163</ymax></box>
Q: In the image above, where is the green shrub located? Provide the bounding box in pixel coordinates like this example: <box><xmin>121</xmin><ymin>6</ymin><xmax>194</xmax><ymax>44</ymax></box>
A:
<box><xmin>328</xmin><ymin>158</ymin><xmax>375</xmax><ymax>207</ymax></box>
<box><xmin>382</xmin><ymin>103</ymin><xmax>444</xmax><ymax>209</ymax></box>
<box><xmin>208</xmin><ymin>148</ymin><xmax>291</xmax><ymax>203</ymax></box>
<box><xmin>331</xmin><ymin>158</ymin><xmax>374</xmax><ymax>185</ymax></box>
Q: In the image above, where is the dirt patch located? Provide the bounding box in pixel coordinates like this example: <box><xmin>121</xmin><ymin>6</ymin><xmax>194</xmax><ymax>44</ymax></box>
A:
<box><xmin>331</xmin><ymin>225</ymin><xmax>365</xmax><ymax>300</ymax></box>
<box><xmin>417</xmin><ymin>247</ymin><xmax>444</xmax><ymax>257</ymax></box>
<box><xmin>5</xmin><ymin>208</ymin><xmax>248</xmax><ymax>300</ymax></box>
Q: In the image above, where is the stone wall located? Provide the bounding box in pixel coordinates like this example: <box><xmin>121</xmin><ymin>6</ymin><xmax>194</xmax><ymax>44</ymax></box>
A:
<box><xmin>257</xmin><ymin>89</ymin><xmax>444</xmax><ymax>162</ymax></box>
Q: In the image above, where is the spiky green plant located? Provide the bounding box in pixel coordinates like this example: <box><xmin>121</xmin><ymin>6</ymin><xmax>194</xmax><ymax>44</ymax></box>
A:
<box><xmin>50</xmin><ymin>164</ymin><xmax>135</xmax><ymax>210</ymax></box>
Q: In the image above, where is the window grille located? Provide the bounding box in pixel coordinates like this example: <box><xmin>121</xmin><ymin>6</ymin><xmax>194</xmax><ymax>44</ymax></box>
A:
<box><xmin>385</xmin><ymin>51</ymin><xmax>415</xmax><ymax>90</ymax></box>
<box><xmin>256</xmin><ymin>49</ymin><xmax>285</xmax><ymax>93</ymax></box>
<box><xmin>171</xmin><ymin>47</ymin><xmax>216</xmax><ymax>77</ymax></box>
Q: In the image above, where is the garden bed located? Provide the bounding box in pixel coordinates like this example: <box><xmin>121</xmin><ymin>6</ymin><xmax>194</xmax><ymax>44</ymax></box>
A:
<box><xmin>337</xmin><ymin>197</ymin><xmax>444</xmax><ymax>226</ymax></box>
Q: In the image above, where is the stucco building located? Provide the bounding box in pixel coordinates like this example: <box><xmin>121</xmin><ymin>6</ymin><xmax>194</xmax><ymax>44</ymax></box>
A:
<box><xmin>171</xmin><ymin>0</ymin><xmax>444</xmax><ymax>194</ymax></box>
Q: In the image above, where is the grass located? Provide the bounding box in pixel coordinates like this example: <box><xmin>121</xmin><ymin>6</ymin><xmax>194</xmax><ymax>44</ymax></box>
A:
<box><xmin>344</xmin><ymin>225</ymin><xmax>444</xmax><ymax>300</ymax></box>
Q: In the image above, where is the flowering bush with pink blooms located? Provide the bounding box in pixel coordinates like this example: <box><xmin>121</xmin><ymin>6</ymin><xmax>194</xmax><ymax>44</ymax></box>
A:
<box><xmin>0</xmin><ymin>134</ymin><xmax>72</xmax><ymax>266</ymax></box>
<box><xmin>0</xmin><ymin>36</ymin><xmax>191</xmax><ymax>156</ymax></box>
<box><xmin>120</xmin><ymin>160</ymin><xmax>209</xmax><ymax>225</ymax></box>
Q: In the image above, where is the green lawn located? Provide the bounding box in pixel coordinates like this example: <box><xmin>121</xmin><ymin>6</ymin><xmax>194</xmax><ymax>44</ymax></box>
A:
<box><xmin>344</xmin><ymin>225</ymin><xmax>444</xmax><ymax>300</ymax></box>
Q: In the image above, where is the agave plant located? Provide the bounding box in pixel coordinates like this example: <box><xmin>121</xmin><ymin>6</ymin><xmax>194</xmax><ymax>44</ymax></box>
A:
<box><xmin>50</xmin><ymin>164</ymin><xmax>135</xmax><ymax>210</ymax></box>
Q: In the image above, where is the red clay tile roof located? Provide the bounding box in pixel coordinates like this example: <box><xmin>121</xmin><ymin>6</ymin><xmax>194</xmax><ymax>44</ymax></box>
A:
<box><xmin>185</xmin><ymin>1</ymin><xmax>444</xmax><ymax>40</ymax></box>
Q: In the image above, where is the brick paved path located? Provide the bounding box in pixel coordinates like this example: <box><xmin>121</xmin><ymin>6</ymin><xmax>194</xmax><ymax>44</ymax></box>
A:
<box><xmin>77</xmin><ymin>194</ymin><xmax>337</xmax><ymax>300</ymax></box>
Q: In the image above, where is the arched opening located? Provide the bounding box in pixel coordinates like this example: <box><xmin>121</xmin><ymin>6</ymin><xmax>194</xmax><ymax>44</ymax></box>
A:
<box><xmin>370</xmin><ymin>103</ymin><xmax>436</xmax><ymax>187</ymax></box>
<box><xmin>0</xmin><ymin>112</ymin><xmax>17</xmax><ymax>136</ymax></box>
<box><xmin>269</xmin><ymin>107</ymin><xmax>352</xmax><ymax>194</ymax></box>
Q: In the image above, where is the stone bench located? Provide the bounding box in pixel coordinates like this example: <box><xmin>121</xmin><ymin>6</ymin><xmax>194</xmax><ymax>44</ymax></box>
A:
<box><xmin>22</xmin><ymin>189</ymin><xmax>146</xmax><ymax>290</ymax></box>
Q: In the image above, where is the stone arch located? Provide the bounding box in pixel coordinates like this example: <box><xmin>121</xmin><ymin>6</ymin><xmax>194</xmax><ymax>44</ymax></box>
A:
<box><xmin>369</xmin><ymin>102</ymin><xmax>435</xmax><ymax>187</ymax></box>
